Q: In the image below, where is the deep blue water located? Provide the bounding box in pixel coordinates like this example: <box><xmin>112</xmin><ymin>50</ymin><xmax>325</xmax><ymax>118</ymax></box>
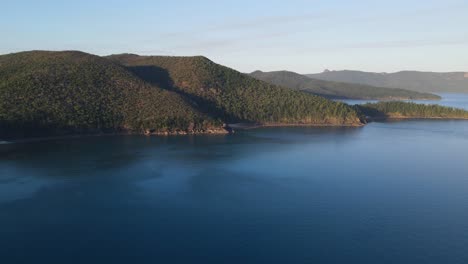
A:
<box><xmin>1</xmin><ymin>95</ymin><xmax>468</xmax><ymax>264</ymax></box>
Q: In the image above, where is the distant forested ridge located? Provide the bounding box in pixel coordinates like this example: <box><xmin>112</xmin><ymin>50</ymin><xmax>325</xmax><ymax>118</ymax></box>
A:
<box><xmin>357</xmin><ymin>102</ymin><xmax>468</xmax><ymax>120</ymax></box>
<box><xmin>307</xmin><ymin>70</ymin><xmax>468</xmax><ymax>94</ymax></box>
<box><xmin>251</xmin><ymin>70</ymin><xmax>440</xmax><ymax>100</ymax></box>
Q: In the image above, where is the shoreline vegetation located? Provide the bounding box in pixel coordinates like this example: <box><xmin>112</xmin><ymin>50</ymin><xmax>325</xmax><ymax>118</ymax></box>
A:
<box><xmin>5</xmin><ymin>111</ymin><xmax>468</xmax><ymax>144</ymax></box>
<box><xmin>2</xmin><ymin>110</ymin><xmax>468</xmax><ymax>143</ymax></box>
<box><xmin>1</xmin><ymin>50</ymin><xmax>468</xmax><ymax>142</ymax></box>
<box><xmin>356</xmin><ymin>102</ymin><xmax>468</xmax><ymax>121</ymax></box>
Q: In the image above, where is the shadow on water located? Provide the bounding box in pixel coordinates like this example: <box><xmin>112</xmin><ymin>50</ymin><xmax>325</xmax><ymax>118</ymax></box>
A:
<box><xmin>0</xmin><ymin>127</ymin><xmax>363</xmax><ymax>205</ymax></box>
<box><xmin>1</xmin><ymin>121</ymin><xmax>468</xmax><ymax>263</ymax></box>
<box><xmin>0</xmin><ymin>126</ymin><xmax>362</xmax><ymax>174</ymax></box>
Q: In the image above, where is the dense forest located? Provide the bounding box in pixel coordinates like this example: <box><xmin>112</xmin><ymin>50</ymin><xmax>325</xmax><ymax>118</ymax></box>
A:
<box><xmin>0</xmin><ymin>51</ymin><xmax>219</xmax><ymax>139</ymax></box>
<box><xmin>0</xmin><ymin>51</ymin><xmax>364</xmax><ymax>139</ymax></box>
<box><xmin>250</xmin><ymin>70</ymin><xmax>440</xmax><ymax>100</ymax></box>
<box><xmin>107</xmin><ymin>54</ymin><xmax>363</xmax><ymax>125</ymax></box>
<box><xmin>357</xmin><ymin>102</ymin><xmax>468</xmax><ymax>119</ymax></box>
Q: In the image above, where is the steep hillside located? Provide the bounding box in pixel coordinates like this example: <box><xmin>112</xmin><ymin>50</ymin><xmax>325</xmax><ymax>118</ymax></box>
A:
<box><xmin>107</xmin><ymin>54</ymin><xmax>364</xmax><ymax>126</ymax></box>
<box><xmin>307</xmin><ymin>70</ymin><xmax>468</xmax><ymax>93</ymax></box>
<box><xmin>250</xmin><ymin>70</ymin><xmax>439</xmax><ymax>100</ymax></box>
<box><xmin>0</xmin><ymin>51</ymin><xmax>219</xmax><ymax>139</ymax></box>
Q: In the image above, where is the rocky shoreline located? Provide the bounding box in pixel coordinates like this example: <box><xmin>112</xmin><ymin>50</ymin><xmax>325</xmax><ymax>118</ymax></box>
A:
<box><xmin>0</xmin><ymin>126</ymin><xmax>232</xmax><ymax>144</ymax></box>
<box><xmin>144</xmin><ymin>126</ymin><xmax>232</xmax><ymax>136</ymax></box>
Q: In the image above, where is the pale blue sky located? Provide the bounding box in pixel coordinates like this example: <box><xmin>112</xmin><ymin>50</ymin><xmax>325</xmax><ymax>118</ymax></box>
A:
<box><xmin>2</xmin><ymin>0</ymin><xmax>468</xmax><ymax>73</ymax></box>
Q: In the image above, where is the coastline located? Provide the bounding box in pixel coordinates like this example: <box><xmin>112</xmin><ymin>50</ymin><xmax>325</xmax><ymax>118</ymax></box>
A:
<box><xmin>367</xmin><ymin>116</ymin><xmax>468</xmax><ymax>121</ymax></box>
<box><xmin>0</xmin><ymin>122</ymin><xmax>363</xmax><ymax>143</ymax></box>
<box><xmin>228</xmin><ymin>122</ymin><xmax>365</xmax><ymax>130</ymax></box>
<box><xmin>335</xmin><ymin>96</ymin><xmax>441</xmax><ymax>101</ymax></box>
<box><xmin>3</xmin><ymin>117</ymin><xmax>468</xmax><ymax>144</ymax></box>
<box><xmin>0</xmin><ymin>127</ymin><xmax>231</xmax><ymax>144</ymax></box>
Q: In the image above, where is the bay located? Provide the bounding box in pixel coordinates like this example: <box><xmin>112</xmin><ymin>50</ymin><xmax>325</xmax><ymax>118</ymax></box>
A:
<box><xmin>1</xmin><ymin>94</ymin><xmax>468</xmax><ymax>264</ymax></box>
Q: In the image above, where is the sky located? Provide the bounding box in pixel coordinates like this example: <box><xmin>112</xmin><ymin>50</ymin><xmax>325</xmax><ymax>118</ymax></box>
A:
<box><xmin>1</xmin><ymin>0</ymin><xmax>468</xmax><ymax>73</ymax></box>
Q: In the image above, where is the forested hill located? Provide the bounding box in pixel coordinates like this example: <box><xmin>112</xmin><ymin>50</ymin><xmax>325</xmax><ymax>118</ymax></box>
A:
<box><xmin>0</xmin><ymin>51</ymin><xmax>220</xmax><ymax>139</ymax></box>
<box><xmin>107</xmin><ymin>54</ymin><xmax>363</xmax><ymax>126</ymax></box>
<box><xmin>307</xmin><ymin>70</ymin><xmax>468</xmax><ymax>94</ymax></box>
<box><xmin>1</xmin><ymin>51</ymin><xmax>467</xmax><ymax>140</ymax></box>
<box><xmin>0</xmin><ymin>51</ymin><xmax>365</xmax><ymax>139</ymax></box>
<box><xmin>250</xmin><ymin>70</ymin><xmax>440</xmax><ymax>100</ymax></box>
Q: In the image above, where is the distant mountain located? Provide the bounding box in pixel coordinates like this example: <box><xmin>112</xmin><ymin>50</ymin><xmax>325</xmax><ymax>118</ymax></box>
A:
<box><xmin>107</xmin><ymin>54</ymin><xmax>363</xmax><ymax>126</ymax></box>
<box><xmin>307</xmin><ymin>70</ymin><xmax>468</xmax><ymax>93</ymax></box>
<box><xmin>250</xmin><ymin>70</ymin><xmax>440</xmax><ymax>100</ymax></box>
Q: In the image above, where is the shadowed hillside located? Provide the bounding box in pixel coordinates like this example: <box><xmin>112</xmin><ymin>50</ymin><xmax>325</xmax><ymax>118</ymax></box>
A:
<box><xmin>107</xmin><ymin>54</ymin><xmax>364</xmax><ymax>126</ymax></box>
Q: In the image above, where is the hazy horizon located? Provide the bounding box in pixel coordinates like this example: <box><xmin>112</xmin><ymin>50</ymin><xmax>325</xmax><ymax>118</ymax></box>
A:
<box><xmin>2</xmin><ymin>0</ymin><xmax>468</xmax><ymax>73</ymax></box>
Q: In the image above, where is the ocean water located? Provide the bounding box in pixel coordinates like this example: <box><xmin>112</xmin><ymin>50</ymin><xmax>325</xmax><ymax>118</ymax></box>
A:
<box><xmin>1</xmin><ymin>94</ymin><xmax>468</xmax><ymax>264</ymax></box>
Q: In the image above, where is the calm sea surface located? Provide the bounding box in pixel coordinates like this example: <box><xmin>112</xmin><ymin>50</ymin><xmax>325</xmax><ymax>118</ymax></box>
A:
<box><xmin>1</xmin><ymin>94</ymin><xmax>468</xmax><ymax>264</ymax></box>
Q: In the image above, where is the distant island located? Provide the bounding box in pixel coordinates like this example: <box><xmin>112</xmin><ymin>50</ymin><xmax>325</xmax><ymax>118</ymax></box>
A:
<box><xmin>250</xmin><ymin>70</ymin><xmax>440</xmax><ymax>100</ymax></box>
<box><xmin>357</xmin><ymin>102</ymin><xmax>468</xmax><ymax>120</ymax></box>
<box><xmin>307</xmin><ymin>70</ymin><xmax>468</xmax><ymax>94</ymax></box>
<box><xmin>0</xmin><ymin>50</ymin><xmax>467</xmax><ymax>140</ymax></box>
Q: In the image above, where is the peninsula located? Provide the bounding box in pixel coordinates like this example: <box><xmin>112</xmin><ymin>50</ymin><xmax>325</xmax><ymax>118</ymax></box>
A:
<box><xmin>0</xmin><ymin>50</ymin><xmax>467</xmax><ymax>140</ymax></box>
